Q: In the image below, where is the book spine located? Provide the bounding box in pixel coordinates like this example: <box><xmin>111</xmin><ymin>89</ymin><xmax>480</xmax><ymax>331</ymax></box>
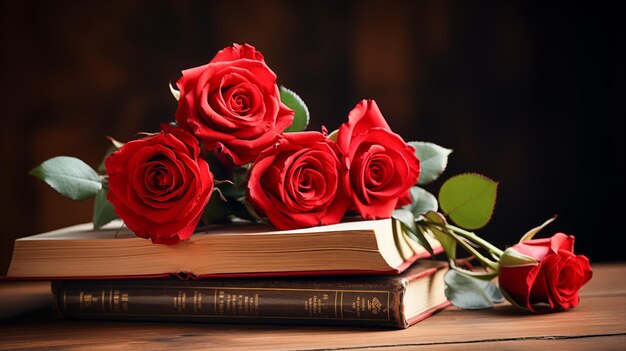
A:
<box><xmin>52</xmin><ymin>281</ymin><xmax>405</xmax><ymax>327</ymax></box>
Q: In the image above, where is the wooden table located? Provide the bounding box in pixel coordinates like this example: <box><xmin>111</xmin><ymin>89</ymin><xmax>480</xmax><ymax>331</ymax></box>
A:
<box><xmin>1</xmin><ymin>263</ymin><xmax>624</xmax><ymax>350</ymax></box>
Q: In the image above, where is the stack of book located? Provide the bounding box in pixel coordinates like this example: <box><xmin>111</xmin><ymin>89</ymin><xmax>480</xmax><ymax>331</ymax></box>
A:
<box><xmin>4</xmin><ymin>218</ymin><xmax>449</xmax><ymax>328</ymax></box>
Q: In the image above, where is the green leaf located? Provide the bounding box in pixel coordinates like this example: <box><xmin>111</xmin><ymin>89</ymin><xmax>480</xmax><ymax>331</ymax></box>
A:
<box><xmin>93</xmin><ymin>185</ymin><xmax>118</xmax><ymax>229</ymax></box>
<box><xmin>409</xmin><ymin>142</ymin><xmax>452</xmax><ymax>185</ymax></box>
<box><xmin>280</xmin><ymin>86</ymin><xmax>310</xmax><ymax>132</ymax></box>
<box><xmin>203</xmin><ymin>191</ymin><xmax>230</xmax><ymax>225</ymax></box>
<box><xmin>519</xmin><ymin>216</ymin><xmax>557</xmax><ymax>243</ymax></box>
<box><xmin>444</xmin><ymin>269</ymin><xmax>504</xmax><ymax>309</ymax></box>
<box><xmin>410</xmin><ymin>225</ymin><xmax>436</xmax><ymax>256</ymax></box>
<box><xmin>422</xmin><ymin>211</ymin><xmax>456</xmax><ymax>260</ymax></box>
<box><xmin>392</xmin><ymin>208</ymin><xmax>416</xmax><ymax>232</ymax></box>
<box><xmin>393</xmin><ymin>209</ymin><xmax>434</xmax><ymax>255</ymax></box>
<box><xmin>404</xmin><ymin>186</ymin><xmax>438</xmax><ymax>216</ymax></box>
<box><xmin>30</xmin><ymin>156</ymin><xmax>102</xmax><ymax>200</ymax></box>
<box><xmin>438</xmin><ymin>173</ymin><xmax>498</xmax><ymax>230</ymax></box>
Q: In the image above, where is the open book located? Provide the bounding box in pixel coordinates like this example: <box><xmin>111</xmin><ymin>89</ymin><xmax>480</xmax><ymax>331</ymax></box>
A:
<box><xmin>5</xmin><ymin>218</ymin><xmax>441</xmax><ymax>279</ymax></box>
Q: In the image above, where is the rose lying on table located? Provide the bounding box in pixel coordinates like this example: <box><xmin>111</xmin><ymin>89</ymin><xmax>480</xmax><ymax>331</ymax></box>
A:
<box><xmin>499</xmin><ymin>232</ymin><xmax>593</xmax><ymax>312</ymax></box>
<box><xmin>422</xmin><ymin>214</ymin><xmax>593</xmax><ymax>313</ymax></box>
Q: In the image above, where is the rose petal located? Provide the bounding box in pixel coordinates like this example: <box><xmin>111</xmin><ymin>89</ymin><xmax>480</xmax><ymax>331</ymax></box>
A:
<box><xmin>337</xmin><ymin>99</ymin><xmax>391</xmax><ymax>154</ymax></box>
<box><xmin>211</xmin><ymin>43</ymin><xmax>265</xmax><ymax>64</ymax></box>
<box><xmin>499</xmin><ymin>263</ymin><xmax>541</xmax><ymax>311</ymax></box>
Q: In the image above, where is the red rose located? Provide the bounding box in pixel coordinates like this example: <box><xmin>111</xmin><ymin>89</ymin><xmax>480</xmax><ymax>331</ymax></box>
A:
<box><xmin>175</xmin><ymin>43</ymin><xmax>294</xmax><ymax>166</ymax></box>
<box><xmin>105</xmin><ymin>125</ymin><xmax>214</xmax><ymax>244</ymax></box>
<box><xmin>337</xmin><ymin>99</ymin><xmax>420</xmax><ymax>219</ymax></box>
<box><xmin>247</xmin><ymin>131</ymin><xmax>350</xmax><ymax>229</ymax></box>
<box><xmin>498</xmin><ymin>233</ymin><xmax>593</xmax><ymax>312</ymax></box>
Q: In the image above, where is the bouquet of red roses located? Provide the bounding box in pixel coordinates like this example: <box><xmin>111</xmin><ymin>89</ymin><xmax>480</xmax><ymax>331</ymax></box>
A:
<box><xmin>31</xmin><ymin>43</ymin><xmax>591</xmax><ymax>313</ymax></box>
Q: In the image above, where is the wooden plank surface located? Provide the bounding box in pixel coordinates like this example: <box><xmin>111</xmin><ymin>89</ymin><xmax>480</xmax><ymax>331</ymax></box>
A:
<box><xmin>350</xmin><ymin>335</ymin><xmax>626</xmax><ymax>351</ymax></box>
<box><xmin>1</xmin><ymin>263</ymin><xmax>625</xmax><ymax>350</ymax></box>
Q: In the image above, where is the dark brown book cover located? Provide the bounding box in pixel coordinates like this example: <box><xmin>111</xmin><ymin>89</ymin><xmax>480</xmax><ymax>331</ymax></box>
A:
<box><xmin>51</xmin><ymin>261</ymin><xmax>449</xmax><ymax>328</ymax></box>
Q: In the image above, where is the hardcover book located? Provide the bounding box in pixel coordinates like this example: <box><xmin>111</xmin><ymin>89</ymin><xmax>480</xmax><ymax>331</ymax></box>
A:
<box><xmin>52</xmin><ymin>260</ymin><xmax>449</xmax><ymax>328</ymax></box>
<box><xmin>6</xmin><ymin>218</ymin><xmax>442</xmax><ymax>280</ymax></box>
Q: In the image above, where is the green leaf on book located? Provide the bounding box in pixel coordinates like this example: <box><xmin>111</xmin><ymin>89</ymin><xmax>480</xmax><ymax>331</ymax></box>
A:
<box><xmin>393</xmin><ymin>209</ymin><xmax>434</xmax><ymax>255</ymax></box>
<box><xmin>409</xmin><ymin>142</ymin><xmax>452</xmax><ymax>185</ymax></box>
<box><xmin>30</xmin><ymin>156</ymin><xmax>102</xmax><ymax>200</ymax></box>
<box><xmin>422</xmin><ymin>211</ymin><xmax>456</xmax><ymax>260</ymax></box>
<box><xmin>438</xmin><ymin>173</ymin><xmax>498</xmax><ymax>230</ymax></box>
<box><xmin>404</xmin><ymin>186</ymin><xmax>438</xmax><ymax>217</ymax></box>
<box><xmin>444</xmin><ymin>269</ymin><xmax>504</xmax><ymax>309</ymax></box>
<box><xmin>93</xmin><ymin>185</ymin><xmax>118</xmax><ymax>229</ymax></box>
<box><xmin>280</xmin><ymin>86</ymin><xmax>310</xmax><ymax>132</ymax></box>
<box><xmin>392</xmin><ymin>208</ymin><xmax>416</xmax><ymax>232</ymax></box>
<box><xmin>203</xmin><ymin>191</ymin><xmax>230</xmax><ymax>225</ymax></box>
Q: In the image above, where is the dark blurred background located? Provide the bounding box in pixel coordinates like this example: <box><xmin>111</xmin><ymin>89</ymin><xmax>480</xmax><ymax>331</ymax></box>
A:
<box><xmin>1</xmin><ymin>1</ymin><xmax>623</xmax><ymax>273</ymax></box>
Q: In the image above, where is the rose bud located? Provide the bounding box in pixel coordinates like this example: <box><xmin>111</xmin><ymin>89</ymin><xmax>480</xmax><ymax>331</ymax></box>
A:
<box><xmin>498</xmin><ymin>233</ymin><xmax>593</xmax><ymax>312</ymax></box>
<box><xmin>105</xmin><ymin>124</ymin><xmax>214</xmax><ymax>244</ymax></box>
<box><xmin>174</xmin><ymin>43</ymin><xmax>294</xmax><ymax>166</ymax></box>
